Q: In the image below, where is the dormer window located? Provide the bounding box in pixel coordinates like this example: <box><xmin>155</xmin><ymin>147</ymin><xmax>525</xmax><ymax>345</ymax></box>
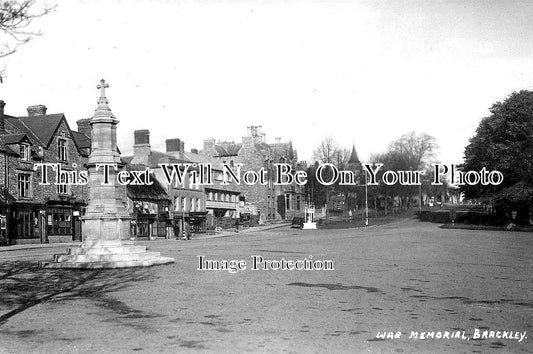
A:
<box><xmin>57</xmin><ymin>138</ymin><xmax>68</xmax><ymax>162</ymax></box>
<box><xmin>19</xmin><ymin>143</ymin><xmax>30</xmax><ymax>161</ymax></box>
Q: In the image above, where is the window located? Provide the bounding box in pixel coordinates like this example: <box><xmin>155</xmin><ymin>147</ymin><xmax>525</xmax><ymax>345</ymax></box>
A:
<box><xmin>196</xmin><ymin>198</ymin><xmax>201</xmax><ymax>211</ymax></box>
<box><xmin>285</xmin><ymin>194</ymin><xmax>290</xmax><ymax>210</ymax></box>
<box><xmin>174</xmin><ymin>197</ymin><xmax>180</xmax><ymax>211</ymax></box>
<box><xmin>19</xmin><ymin>144</ymin><xmax>30</xmax><ymax>161</ymax></box>
<box><xmin>18</xmin><ymin>174</ymin><xmax>31</xmax><ymax>198</ymax></box>
<box><xmin>296</xmin><ymin>196</ymin><xmax>301</xmax><ymax>210</ymax></box>
<box><xmin>190</xmin><ymin>198</ymin><xmax>195</xmax><ymax>211</ymax></box>
<box><xmin>181</xmin><ymin>197</ymin><xmax>187</xmax><ymax>212</ymax></box>
<box><xmin>57</xmin><ymin>184</ymin><xmax>68</xmax><ymax>195</ymax></box>
<box><xmin>47</xmin><ymin>207</ymin><xmax>72</xmax><ymax>235</ymax></box>
<box><xmin>208</xmin><ymin>192</ymin><xmax>213</xmax><ymax>200</ymax></box>
<box><xmin>57</xmin><ymin>173</ymin><xmax>69</xmax><ymax>195</ymax></box>
<box><xmin>57</xmin><ymin>138</ymin><xmax>68</xmax><ymax>161</ymax></box>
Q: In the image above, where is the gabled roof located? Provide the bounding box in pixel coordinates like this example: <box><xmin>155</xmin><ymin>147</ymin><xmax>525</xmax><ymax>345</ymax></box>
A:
<box><xmin>2</xmin><ymin>133</ymin><xmax>31</xmax><ymax>145</ymax></box>
<box><xmin>18</xmin><ymin>114</ymin><xmax>66</xmax><ymax>147</ymax></box>
<box><xmin>3</xmin><ymin>115</ymin><xmax>42</xmax><ymax>146</ymax></box>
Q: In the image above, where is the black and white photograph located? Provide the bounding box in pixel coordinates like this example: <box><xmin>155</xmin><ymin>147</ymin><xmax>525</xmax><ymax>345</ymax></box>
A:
<box><xmin>0</xmin><ymin>1</ymin><xmax>532</xmax><ymax>353</ymax></box>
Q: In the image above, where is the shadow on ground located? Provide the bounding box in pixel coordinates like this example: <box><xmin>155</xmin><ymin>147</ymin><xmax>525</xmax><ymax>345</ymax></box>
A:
<box><xmin>0</xmin><ymin>261</ymin><xmax>153</xmax><ymax>326</ymax></box>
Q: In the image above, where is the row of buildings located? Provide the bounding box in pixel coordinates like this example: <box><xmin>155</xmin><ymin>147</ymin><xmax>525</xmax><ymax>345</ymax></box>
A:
<box><xmin>0</xmin><ymin>99</ymin><xmax>306</xmax><ymax>245</ymax></box>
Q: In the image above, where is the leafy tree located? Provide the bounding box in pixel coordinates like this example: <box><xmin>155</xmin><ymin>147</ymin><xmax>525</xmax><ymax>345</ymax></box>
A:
<box><xmin>370</xmin><ymin>132</ymin><xmax>438</xmax><ymax>212</ymax></box>
<box><xmin>462</xmin><ymin>90</ymin><xmax>533</xmax><ymax>223</ymax></box>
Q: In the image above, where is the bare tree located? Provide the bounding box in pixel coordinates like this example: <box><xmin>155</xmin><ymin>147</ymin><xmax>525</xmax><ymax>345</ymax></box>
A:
<box><xmin>312</xmin><ymin>136</ymin><xmax>339</xmax><ymax>164</ymax></box>
<box><xmin>0</xmin><ymin>0</ymin><xmax>55</xmax><ymax>81</ymax></box>
<box><xmin>388</xmin><ymin>131</ymin><xmax>438</xmax><ymax>170</ymax></box>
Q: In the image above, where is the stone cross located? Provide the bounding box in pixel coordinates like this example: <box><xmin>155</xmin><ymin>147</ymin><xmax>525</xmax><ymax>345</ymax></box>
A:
<box><xmin>97</xmin><ymin>79</ymin><xmax>109</xmax><ymax>98</ymax></box>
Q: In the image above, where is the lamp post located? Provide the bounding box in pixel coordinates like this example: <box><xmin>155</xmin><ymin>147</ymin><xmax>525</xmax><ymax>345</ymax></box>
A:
<box><xmin>419</xmin><ymin>182</ymin><xmax>422</xmax><ymax>213</ymax></box>
<box><xmin>365</xmin><ymin>169</ymin><xmax>368</xmax><ymax>226</ymax></box>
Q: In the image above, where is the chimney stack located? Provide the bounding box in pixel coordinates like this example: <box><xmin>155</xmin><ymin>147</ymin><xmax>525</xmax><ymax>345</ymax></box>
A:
<box><xmin>134</xmin><ymin>129</ymin><xmax>150</xmax><ymax>145</ymax></box>
<box><xmin>244</xmin><ymin>125</ymin><xmax>265</xmax><ymax>144</ymax></box>
<box><xmin>27</xmin><ymin>104</ymin><xmax>47</xmax><ymax>117</ymax></box>
<box><xmin>77</xmin><ymin>118</ymin><xmax>91</xmax><ymax>137</ymax></box>
<box><xmin>0</xmin><ymin>100</ymin><xmax>5</xmax><ymax>133</ymax></box>
<box><xmin>191</xmin><ymin>148</ymin><xmax>198</xmax><ymax>154</ymax></box>
<box><xmin>203</xmin><ymin>138</ymin><xmax>216</xmax><ymax>155</ymax></box>
<box><xmin>131</xmin><ymin>129</ymin><xmax>151</xmax><ymax>164</ymax></box>
<box><xmin>165</xmin><ymin>138</ymin><xmax>181</xmax><ymax>153</ymax></box>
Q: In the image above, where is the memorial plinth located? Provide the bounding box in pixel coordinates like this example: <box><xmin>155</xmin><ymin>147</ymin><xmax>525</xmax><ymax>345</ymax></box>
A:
<box><xmin>40</xmin><ymin>79</ymin><xmax>174</xmax><ymax>269</ymax></box>
<box><xmin>303</xmin><ymin>203</ymin><xmax>317</xmax><ymax>230</ymax></box>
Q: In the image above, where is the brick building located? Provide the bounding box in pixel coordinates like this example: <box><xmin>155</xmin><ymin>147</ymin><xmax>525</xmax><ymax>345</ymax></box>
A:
<box><xmin>125</xmin><ymin>130</ymin><xmax>240</xmax><ymax>236</ymax></box>
<box><xmin>202</xmin><ymin>125</ymin><xmax>305</xmax><ymax>223</ymax></box>
<box><xmin>0</xmin><ymin>102</ymin><xmax>89</xmax><ymax>245</ymax></box>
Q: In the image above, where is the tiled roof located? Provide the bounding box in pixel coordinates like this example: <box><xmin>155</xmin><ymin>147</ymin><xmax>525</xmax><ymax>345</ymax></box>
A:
<box><xmin>182</xmin><ymin>151</ymin><xmax>216</xmax><ymax>165</ymax></box>
<box><xmin>213</xmin><ymin>143</ymin><xmax>242</xmax><ymax>156</ymax></box>
<box><xmin>2</xmin><ymin>133</ymin><xmax>29</xmax><ymax>145</ymax></box>
<box><xmin>18</xmin><ymin>114</ymin><xmax>65</xmax><ymax>147</ymax></box>
<box><xmin>254</xmin><ymin>142</ymin><xmax>270</xmax><ymax>156</ymax></box>
<box><xmin>147</xmin><ymin>150</ymin><xmax>187</xmax><ymax>167</ymax></box>
<box><xmin>123</xmin><ymin>151</ymin><xmax>189</xmax><ymax>169</ymax></box>
<box><xmin>0</xmin><ymin>137</ymin><xmax>19</xmax><ymax>156</ymax></box>
<box><xmin>126</xmin><ymin>165</ymin><xmax>169</xmax><ymax>201</ymax></box>
<box><xmin>3</xmin><ymin>116</ymin><xmax>42</xmax><ymax>145</ymax></box>
<box><xmin>71</xmin><ymin>131</ymin><xmax>91</xmax><ymax>149</ymax></box>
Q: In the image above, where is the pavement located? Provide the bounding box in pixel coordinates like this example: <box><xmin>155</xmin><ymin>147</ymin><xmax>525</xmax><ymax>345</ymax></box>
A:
<box><xmin>0</xmin><ymin>223</ymin><xmax>291</xmax><ymax>252</ymax></box>
<box><xmin>0</xmin><ymin>218</ymin><xmax>532</xmax><ymax>353</ymax></box>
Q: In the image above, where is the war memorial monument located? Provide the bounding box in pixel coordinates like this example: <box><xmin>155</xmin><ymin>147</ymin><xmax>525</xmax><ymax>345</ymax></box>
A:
<box><xmin>40</xmin><ymin>80</ymin><xmax>175</xmax><ymax>268</ymax></box>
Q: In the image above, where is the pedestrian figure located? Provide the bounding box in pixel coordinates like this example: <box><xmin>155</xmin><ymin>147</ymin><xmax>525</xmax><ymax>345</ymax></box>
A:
<box><xmin>173</xmin><ymin>223</ymin><xmax>180</xmax><ymax>240</ymax></box>
<box><xmin>184</xmin><ymin>222</ymin><xmax>191</xmax><ymax>240</ymax></box>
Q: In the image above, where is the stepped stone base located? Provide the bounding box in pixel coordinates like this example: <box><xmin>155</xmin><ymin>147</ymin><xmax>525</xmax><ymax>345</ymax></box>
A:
<box><xmin>302</xmin><ymin>222</ymin><xmax>317</xmax><ymax>230</ymax></box>
<box><xmin>40</xmin><ymin>241</ymin><xmax>175</xmax><ymax>269</ymax></box>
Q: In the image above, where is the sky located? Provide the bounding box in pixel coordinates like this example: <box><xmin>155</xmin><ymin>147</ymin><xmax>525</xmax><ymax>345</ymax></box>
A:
<box><xmin>1</xmin><ymin>0</ymin><xmax>533</xmax><ymax>165</ymax></box>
